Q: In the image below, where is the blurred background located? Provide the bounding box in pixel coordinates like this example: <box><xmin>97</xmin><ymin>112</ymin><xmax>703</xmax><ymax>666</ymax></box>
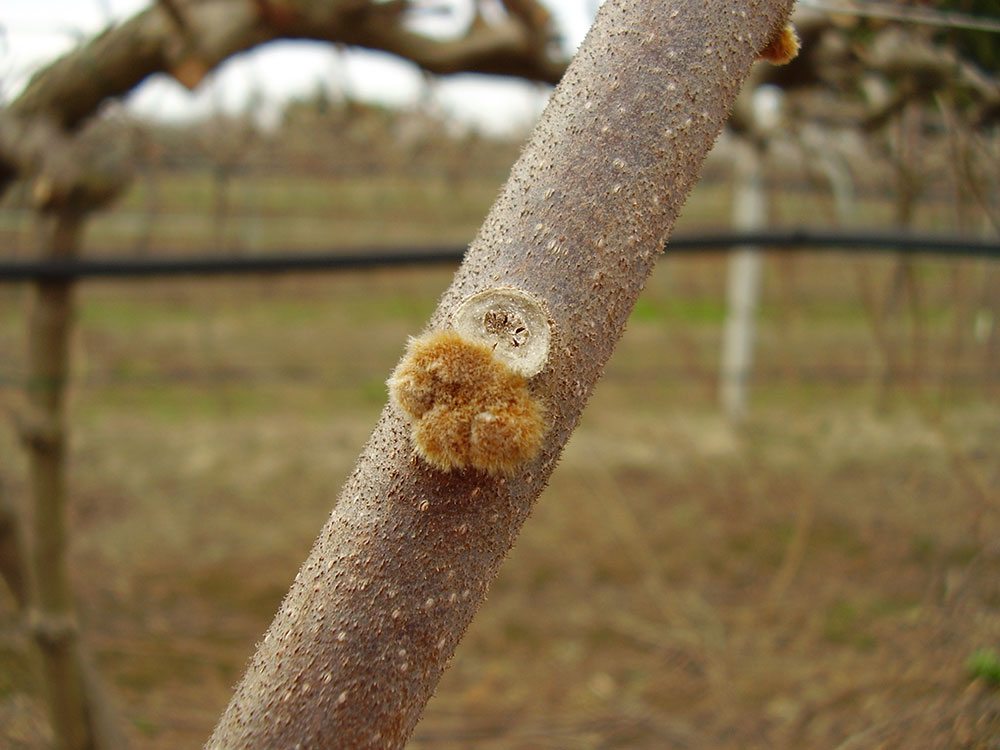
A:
<box><xmin>0</xmin><ymin>0</ymin><xmax>998</xmax><ymax>747</ymax></box>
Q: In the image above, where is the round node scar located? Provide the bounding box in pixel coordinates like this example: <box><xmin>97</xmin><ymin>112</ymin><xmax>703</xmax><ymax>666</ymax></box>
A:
<box><xmin>451</xmin><ymin>288</ymin><xmax>551</xmax><ymax>378</ymax></box>
<box><xmin>388</xmin><ymin>290</ymin><xmax>550</xmax><ymax>475</ymax></box>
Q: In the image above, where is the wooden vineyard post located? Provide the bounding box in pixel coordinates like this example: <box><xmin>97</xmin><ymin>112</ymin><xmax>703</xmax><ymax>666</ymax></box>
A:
<box><xmin>21</xmin><ymin>210</ymin><xmax>92</xmax><ymax>749</ymax></box>
<box><xmin>19</xmin><ymin>200</ymin><xmax>127</xmax><ymax>750</ymax></box>
<box><xmin>720</xmin><ymin>138</ymin><xmax>767</xmax><ymax>422</ymax></box>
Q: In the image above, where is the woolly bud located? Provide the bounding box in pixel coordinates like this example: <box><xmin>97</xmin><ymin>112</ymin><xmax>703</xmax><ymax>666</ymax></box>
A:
<box><xmin>388</xmin><ymin>289</ymin><xmax>551</xmax><ymax>476</ymax></box>
<box><xmin>757</xmin><ymin>23</ymin><xmax>800</xmax><ymax>66</ymax></box>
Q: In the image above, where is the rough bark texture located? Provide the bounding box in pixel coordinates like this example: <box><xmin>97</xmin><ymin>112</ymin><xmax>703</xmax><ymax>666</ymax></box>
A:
<box><xmin>207</xmin><ymin>0</ymin><xmax>794</xmax><ymax>747</ymax></box>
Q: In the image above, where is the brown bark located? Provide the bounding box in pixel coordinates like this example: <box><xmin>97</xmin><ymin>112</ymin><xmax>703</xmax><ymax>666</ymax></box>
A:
<box><xmin>21</xmin><ymin>212</ymin><xmax>88</xmax><ymax>749</ymax></box>
<box><xmin>24</xmin><ymin>212</ymin><xmax>86</xmax><ymax>746</ymax></box>
<box><xmin>207</xmin><ymin>0</ymin><xmax>794</xmax><ymax>747</ymax></box>
<box><xmin>19</xmin><ymin>211</ymin><xmax>126</xmax><ymax>750</ymax></box>
<box><xmin>0</xmin><ymin>101</ymin><xmax>134</xmax><ymax>750</ymax></box>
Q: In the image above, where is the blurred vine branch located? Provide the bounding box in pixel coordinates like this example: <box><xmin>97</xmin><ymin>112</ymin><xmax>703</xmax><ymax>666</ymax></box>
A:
<box><xmin>0</xmin><ymin>0</ymin><xmax>566</xmax><ymax>202</ymax></box>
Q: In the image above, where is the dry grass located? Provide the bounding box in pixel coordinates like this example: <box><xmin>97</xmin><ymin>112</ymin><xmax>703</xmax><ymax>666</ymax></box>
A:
<box><xmin>0</xmin><ymin>172</ymin><xmax>998</xmax><ymax>747</ymax></box>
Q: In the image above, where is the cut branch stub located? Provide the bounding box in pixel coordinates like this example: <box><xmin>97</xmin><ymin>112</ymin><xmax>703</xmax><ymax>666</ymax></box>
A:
<box><xmin>451</xmin><ymin>287</ymin><xmax>551</xmax><ymax>378</ymax></box>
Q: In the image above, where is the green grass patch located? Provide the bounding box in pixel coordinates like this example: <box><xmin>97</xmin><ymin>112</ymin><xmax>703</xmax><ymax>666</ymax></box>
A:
<box><xmin>631</xmin><ymin>296</ymin><xmax>727</xmax><ymax>324</ymax></box>
<box><xmin>79</xmin><ymin>298</ymin><xmax>203</xmax><ymax>330</ymax></box>
<box><xmin>79</xmin><ymin>383</ymin><xmax>282</xmax><ymax>422</ymax></box>
<box><xmin>967</xmin><ymin>648</ymin><xmax>1000</xmax><ymax>687</ymax></box>
<box><xmin>131</xmin><ymin>717</ymin><xmax>161</xmax><ymax>738</ymax></box>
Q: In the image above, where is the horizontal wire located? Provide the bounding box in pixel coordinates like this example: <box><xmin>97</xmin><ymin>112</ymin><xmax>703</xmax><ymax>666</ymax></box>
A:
<box><xmin>0</xmin><ymin>365</ymin><xmax>994</xmax><ymax>391</ymax></box>
<box><xmin>0</xmin><ymin>230</ymin><xmax>997</xmax><ymax>282</ymax></box>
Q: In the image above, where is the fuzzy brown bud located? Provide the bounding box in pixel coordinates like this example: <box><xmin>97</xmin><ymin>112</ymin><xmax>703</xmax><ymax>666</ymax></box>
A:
<box><xmin>388</xmin><ymin>330</ymin><xmax>547</xmax><ymax>475</ymax></box>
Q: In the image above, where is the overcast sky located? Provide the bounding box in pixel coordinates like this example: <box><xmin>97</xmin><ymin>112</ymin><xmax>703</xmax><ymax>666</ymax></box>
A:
<box><xmin>1</xmin><ymin>0</ymin><xmax>598</xmax><ymax>134</ymax></box>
